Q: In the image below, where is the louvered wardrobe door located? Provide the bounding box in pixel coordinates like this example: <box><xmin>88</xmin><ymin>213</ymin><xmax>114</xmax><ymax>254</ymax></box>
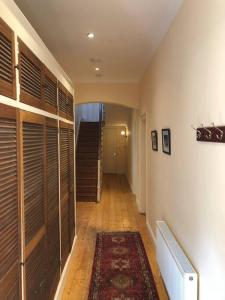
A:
<box><xmin>46</xmin><ymin>119</ymin><xmax>60</xmax><ymax>299</ymax></box>
<box><xmin>60</xmin><ymin>123</ymin><xmax>70</xmax><ymax>269</ymax></box>
<box><xmin>19</xmin><ymin>40</ymin><xmax>43</xmax><ymax>109</ymax></box>
<box><xmin>44</xmin><ymin>67</ymin><xmax>58</xmax><ymax>115</ymax></box>
<box><xmin>0</xmin><ymin>104</ymin><xmax>20</xmax><ymax>300</ymax></box>
<box><xmin>69</xmin><ymin>126</ymin><xmax>75</xmax><ymax>247</ymax></box>
<box><xmin>67</xmin><ymin>93</ymin><xmax>74</xmax><ymax>121</ymax></box>
<box><xmin>58</xmin><ymin>82</ymin><xmax>67</xmax><ymax>119</ymax></box>
<box><xmin>0</xmin><ymin>18</ymin><xmax>16</xmax><ymax>99</ymax></box>
<box><xmin>22</xmin><ymin>113</ymin><xmax>48</xmax><ymax>299</ymax></box>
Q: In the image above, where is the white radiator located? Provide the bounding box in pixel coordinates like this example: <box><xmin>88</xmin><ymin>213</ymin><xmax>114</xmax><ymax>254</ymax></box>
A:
<box><xmin>156</xmin><ymin>221</ymin><xmax>198</xmax><ymax>300</ymax></box>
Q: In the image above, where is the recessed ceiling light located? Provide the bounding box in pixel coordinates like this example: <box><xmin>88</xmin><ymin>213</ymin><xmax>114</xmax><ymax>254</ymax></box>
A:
<box><xmin>87</xmin><ymin>32</ymin><xmax>94</xmax><ymax>39</ymax></box>
<box><xmin>95</xmin><ymin>67</ymin><xmax>100</xmax><ymax>71</ymax></box>
<box><xmin>90</xmin><ymin>58</ymin><xmax>101</xmax><ymax>63</ymax></box>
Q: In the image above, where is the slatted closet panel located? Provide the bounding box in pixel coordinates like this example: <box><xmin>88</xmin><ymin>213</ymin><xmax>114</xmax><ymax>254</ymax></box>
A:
<box><xmin>46</xmin><ymin>118</ymin><xmax>60</xmax><ymax>299</ymax></box>
<box><xmin>21</xmin><ymin>112</ymin><xmax>48</xmax><ymax>299</ymax></box>
<box><xmin>0</xmin><ymin>18</ymin><xmax>16</xmax><ymax>99</ymax></box>
<box><xmin>59</xmin><ymin>121</ymin><xmax>70</xmax><ymax>269</ymax></box>
<box><xmin>0</xmin><ymin>104</ymin><xmax>20</xmax><ymax>300</ymax></box>
<box><xmin>44</xmin><ymin>67</ymin><xmax>58</xmax><ymax>115</ymax></box>
<box><xmin>67</xmin><ymin>93</ymin><xmax>74</xmax><ymax>121</ymax></box>
<box><xmin>68</xmin><ymin>125</ymin><xmax>75</xmax><ymax>246</ymax></box>
<box><xmin>58</xmin><ymin>82</ymin><xmax>67</xmax><ymax>119</ymax></box>
<box><xmin>18</xmin><ymin>40</ymin><xmax>43</xmax><ymax>109</ymax></box>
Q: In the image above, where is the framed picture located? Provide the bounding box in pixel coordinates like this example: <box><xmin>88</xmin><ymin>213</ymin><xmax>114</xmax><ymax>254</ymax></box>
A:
<box><xmin>162</xmin><ymin>129</ymin><xmax>171</xmax><ymax>155</ymax></box>
<box><xmin>151</xmin><ymin>130</ymin><xmax>158</xmax><ymax>151</ymax></box>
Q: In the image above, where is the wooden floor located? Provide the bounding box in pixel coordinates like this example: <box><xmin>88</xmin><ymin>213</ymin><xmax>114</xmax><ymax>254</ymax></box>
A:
<box><xmin>62</xmin><ymin>174</ymin><xmax>168</xmax><ymax>300</ymax></box>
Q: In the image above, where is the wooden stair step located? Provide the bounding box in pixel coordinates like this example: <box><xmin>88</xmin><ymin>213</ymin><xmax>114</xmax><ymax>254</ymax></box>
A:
<box><xmin>77</xmin><ymin>178</ymin><xmax>97</xmax><ymax>186</ymax></box>
<box><xmin>76</xmin><ymin>195</ymin><xmax>97</xmax><ymax>202</ymax></box>
<box><xmin>78</xmin><ymin>136</ymin><xmax>99</xmax><ymax>142</ymax></box>
<box><xmin>76</xmin><ymin>160</ymin><xmax>97</xmax><ymax>167</ymax></box>
<box><xmin>77</xmin><ymin>186</ymin><xmax>97</xmax><ymax>193</ymax></box>
<box><xmin>80</xmin><ymin>121</ymin><xmax>99</xmax><ymax>126</ymax></box>
<box><xmin>76</xmin><ymin>152</ymin><xmax>98</xmax><ymax>160</ymax></box>
<box><xmin>76</xmin><ymin>173</ymin><xmax>97</xmax><ymax>179</ymax></box>
<box><xmin>77</xmin><ymin>146</ymin><xmax>98</xmax><ymax>153</ymax></box>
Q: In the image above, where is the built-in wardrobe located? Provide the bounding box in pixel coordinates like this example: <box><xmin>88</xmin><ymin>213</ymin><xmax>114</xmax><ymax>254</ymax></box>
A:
<box><xmin>0</xmin><ymin>17</ymin><xmax>75</xmax><ymax>300</ymax></box>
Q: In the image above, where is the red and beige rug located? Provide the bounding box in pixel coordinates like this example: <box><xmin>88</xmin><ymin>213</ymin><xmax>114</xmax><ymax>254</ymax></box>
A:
<box><xmin>88</xmin><ymin>232</ymin><xmax>159</xmax><ymax>300</ymax></box>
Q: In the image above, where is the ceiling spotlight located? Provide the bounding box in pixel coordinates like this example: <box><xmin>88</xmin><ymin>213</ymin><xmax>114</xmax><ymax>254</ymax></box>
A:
<box><xmin>95</xmin><ymin>67</ymin><xmax>100</xmax><ymax>71</ymax></box>
<box><xmin>87</xmin><ymin>32</ymin><xmax>94</xmax><ymax>39</ymax></box>
<box><xmin>90</xmin><ymin>58</ymin><xmax>101</xmax><ymax>63</ymax></box>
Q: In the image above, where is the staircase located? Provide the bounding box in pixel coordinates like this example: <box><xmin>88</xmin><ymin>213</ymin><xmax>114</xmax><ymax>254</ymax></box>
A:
<box><xmin>76</xmin><ymin>122</ymin><xmax>100</xmax><ymax>202</ymax></box>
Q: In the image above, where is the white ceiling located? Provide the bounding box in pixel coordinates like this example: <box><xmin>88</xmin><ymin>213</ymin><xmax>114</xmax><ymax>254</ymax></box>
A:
<box><xmin>14</xmin><ymin>0</ymin><xmax>182</xmax><ymax>83</ymax></box>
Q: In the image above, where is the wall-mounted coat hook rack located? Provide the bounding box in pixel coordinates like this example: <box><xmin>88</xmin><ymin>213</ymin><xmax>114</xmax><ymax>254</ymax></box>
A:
<box><xmin>193</xmin><ymin>123</ymin><xmax>225</xmax><ymax>143</ymax></box>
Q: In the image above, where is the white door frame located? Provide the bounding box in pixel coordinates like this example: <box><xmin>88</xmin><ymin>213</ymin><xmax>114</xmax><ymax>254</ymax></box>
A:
<box><xmin>137</xmin><ymin>112</ymin><xmax>148</xmax><ymax>214</ymax></box>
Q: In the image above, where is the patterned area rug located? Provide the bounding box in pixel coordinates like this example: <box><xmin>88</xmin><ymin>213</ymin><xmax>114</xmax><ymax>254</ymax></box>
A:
<box><xmin>88</xmin><ymin>232</ymin><xmax>159</xmax><ymax>300</ymax></box>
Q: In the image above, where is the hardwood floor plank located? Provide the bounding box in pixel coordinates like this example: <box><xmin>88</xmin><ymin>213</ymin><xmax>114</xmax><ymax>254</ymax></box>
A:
<box><xmin>62</xmin><ymin>174</ymin><xmax>168</xmax><ymax>300</ymax></box>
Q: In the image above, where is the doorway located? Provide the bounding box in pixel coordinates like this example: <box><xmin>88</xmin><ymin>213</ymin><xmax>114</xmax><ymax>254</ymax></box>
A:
<box><xmin>139</xmin><ymin>114</ymin><xmax>147</xmax><ymax>214</ymax></box>
<box><xmin>103</xmin><ymin>126</ymin><xmax>127</xmax><ymax>174</ymax></box>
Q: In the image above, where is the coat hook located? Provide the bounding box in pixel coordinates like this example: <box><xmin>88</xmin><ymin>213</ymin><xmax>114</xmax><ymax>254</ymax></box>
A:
<box><xmin>191</xmin><ymin>125</ymin><xmax>202</xmax><ymax>139</ymax></box>
<box><xmin>201</xmin><ymin>124</ymin><xmax>212</xmax><ymax>140</ymax></box>
<box><xmin>212</xmin><ymin>122</ymin><xmax>223</xmax><ymax>141</ymax></box>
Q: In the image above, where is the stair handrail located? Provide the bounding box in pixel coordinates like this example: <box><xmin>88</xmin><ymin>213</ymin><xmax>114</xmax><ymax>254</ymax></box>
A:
<box><xmin>97</xmin><ymin>104</ymin><xmax>104</xmax><ymax>202</ymax></box>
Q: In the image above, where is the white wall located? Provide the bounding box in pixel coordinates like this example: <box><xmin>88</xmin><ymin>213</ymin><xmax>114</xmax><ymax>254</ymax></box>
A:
<box><xmin>75</xmin><ymin>82</ymin><xmax>140</xmax><ymax>109</ymax></box>
<box><xmin>104</xmin><ymin>104</ymin><xmax>131</xmax><ymax>127</ymax></box>
<box><xmin>80</xmin><ymin>103</ymin><xmax>101</xmax><ymax>122</ymax></box>
<box><xmin>126</xmin><ymin>110</ymin><xmax>138</xmax><ymax>195</ymax></box>
<box><xmin>140</xmin><ymin>0</ymin><xmax>225</xmax><ymax>299</ymax></box>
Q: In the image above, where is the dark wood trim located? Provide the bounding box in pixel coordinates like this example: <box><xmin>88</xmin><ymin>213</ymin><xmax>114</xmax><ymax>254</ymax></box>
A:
<box><xmin>45</xmin><ymin>102</ymin><xmax>58</xmax><ymax>115</ymax></box>
<box><xmin>0</xmin><ymin>18</ymin><xmax>16</xmax><ymax>100</ymax></box>
<box><xmin>59</xmin><ymin>120</ymin><xmax>69</xmax><ymax>129</ymax></box>
<box><xmin>59</xmin><ymin>111</ymin><xmax>68</xmax><ymax>119</ymax></box>
<box><xmin>0</xmin><ymin>102</ymin><xmax>17</xmax><ymax>118</ymax></box>
<box><xmin>67</xmin><ymin>92</ymin><xmax>74</xmax><ymax>121</ymax></box>
<box><xmin>18</xmin><ymin>110</ymin><xmax>26</xmax><ymax>300</ymax></box>
<box><xmin>58</xmin><ymin>82</ymin><xmax>68</xmax><ymax>119</ymax></box>
<box><xmin>68</xmin><ymin>123</ymin><xmax>74</xmax><ymax>130</ymax></box>
<box><xmin>46</xmin><ymin>117</ymin><xmax>58</xmax><ymax>128</ymax></box>
<box><xmin>16</xmin><ymin>110</ymin><xmax>22</xmax><ymax>300</ymax></box>
<box><xmin>43</xmin><ymin>66</ymin><xmax>58</xmax><ymax>114</ymax></box>
<box><xmin>18</xmin><ymin>38</ymin><xmax>44</xmax><ymax>109</ymax></box>
<box><xmin>58</xmin><ymin>81</ymin><xmax>67</xmax><ymax>95</ymax></box>
<box><xmin>20</xmin><ymin>110</ymin><xmax>45</xmax><ymax>125</ymax></box>
<box><xmin>44</xmin><ymin>66</ymin><xmax>57</xmax><ymax>84</ymax></box>
<box><xmin>25</xmin><ymin>226</ymin><xmax>46</xmax><ymax>260</ymax></box>
<box><xmin>43</xmin><ymin>117</ymin><xmax>49</xmax><ymax>298</ymax></box>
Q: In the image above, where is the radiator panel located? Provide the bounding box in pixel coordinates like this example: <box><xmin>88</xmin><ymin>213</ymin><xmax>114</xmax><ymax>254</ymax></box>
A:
<box><xmin>156</xmin><ymin>221</ymin><xmax>198</xmax><ymax>300</ymax></box>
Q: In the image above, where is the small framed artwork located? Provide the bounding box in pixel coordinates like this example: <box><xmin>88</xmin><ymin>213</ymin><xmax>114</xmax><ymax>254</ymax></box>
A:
<box><xmin>162</xmin><ymin>129</ymin><xmax>171</xmax><ymax>155</ymax></box>
<box><xmin>151</xmin><ymin>130</ymin><xmax>158</xmax><ymax>151</ymax></box>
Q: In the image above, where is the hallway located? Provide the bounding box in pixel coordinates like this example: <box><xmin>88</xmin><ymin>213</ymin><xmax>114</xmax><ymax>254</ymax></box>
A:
<box><xmin>62</xmin><ymin>175</ymin><xmax>168</xmax><ymax>300</ymax></box>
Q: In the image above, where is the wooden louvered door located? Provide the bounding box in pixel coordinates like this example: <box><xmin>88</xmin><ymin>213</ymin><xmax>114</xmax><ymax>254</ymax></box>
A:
<box><xmin>59</xmin><ymin>122</ymin><xmax>70</xmax><ymax>269</ymax></box>
<box><xmin>58</xmin><ymin>82</ymin><xmax>67</xmax><ymax>119</ymax></box>
<box><xmin>0</xmin><ymin>18</ymin><xmax>16</xmax><ymax>99</ymax></box>
<box><xmin>67</xmin><ymin>93</ymin><xmax>74</xmax><ymax>121</ymax></box>
<box><xmin>68</xmin><ymin>125</ymin><xmax>75</xmax><ymax>247</ymax></box>
<box><xmin>21</xmin><ymin>112</ymin><xmax>48</xmax><ymax>300</ymax></box>
<box><xmin>43</xmin><ymin>67</ymin><xmax>58</xmax><ymax>115</ymax></box>
<box><xmin>0</xmin><ymin>104</ymin><xmax>20</xmax><ymax>300</ymax></box>
<box><xmin>18</xmin><ymin>40</ymin><xmax>43</xmax><ymax>109</ymax></box>
<box><xmin>46</xmin><ymin>119</ymin><xmax>60</xmax><ymax>299</ymax></box>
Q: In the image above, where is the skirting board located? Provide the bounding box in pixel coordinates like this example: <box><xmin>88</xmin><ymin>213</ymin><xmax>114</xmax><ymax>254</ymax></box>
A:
<box><xmin>54</xmin><ymin>235</ymin><xmax>77</xmax><ymax>300</ymax></box>
<box><xmin>126</xmin><ymin>175</ymin><xmax>135</xmax><ymax>195</ymax></box>
<box><xmin>146</xmin><ymin>220</ymin><xmax>156</xmax><ymax>246</ymax></box>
